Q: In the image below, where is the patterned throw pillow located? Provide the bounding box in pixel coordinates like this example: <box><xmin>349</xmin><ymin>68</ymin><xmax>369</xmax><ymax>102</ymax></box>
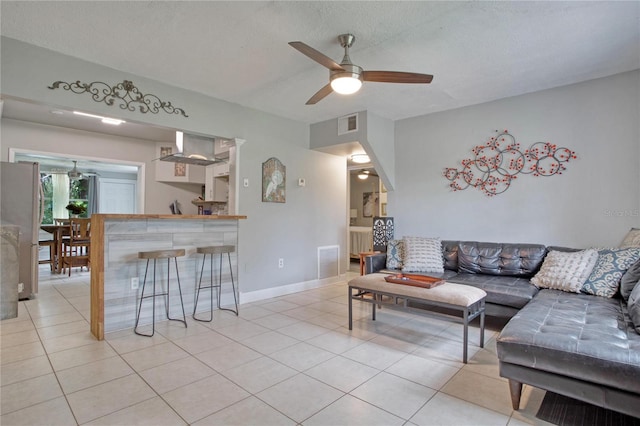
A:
<box><xmin>620</xmin><ymin>259</ymin><xmax>640</xmax><ymax>301</ymax></box>
<box><xmin>531</xmin><ymin>249</ymin><xmax>599</xmax><ymax>293</ymax></box>
<box><xmin>386</xmin><ymin>239</ymin><xmax>405</xmax><ymax>270</ymax></box>
<box><xmin>401</xmin><ymin>236</ymin><xmax>444</xmax><ymax>273</ymax></box>
<box><xmin>628</xmin><ymin>282</ymin><xmax>640</xmax><ymax>334</ymax></box>
<box><xmin>581</xmin><ymin>248</ymin><xmax>640</xmax><ymax>298</ymax></box>
<box><xmin>620</xmin><ymin>228</ymin><xmax>640</xmax><ymax>248</ymax></box>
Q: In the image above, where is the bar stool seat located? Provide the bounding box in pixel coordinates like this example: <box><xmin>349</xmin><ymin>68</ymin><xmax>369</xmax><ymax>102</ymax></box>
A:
<box><xmin>134</xmin><ymin>248</ymin><xmax>187</xmax><ymax>337</ymax></box>
<box><xmin>193</xmin><ymin>245</ymin><xmax>238</xmax><ymax>321</ymax></box>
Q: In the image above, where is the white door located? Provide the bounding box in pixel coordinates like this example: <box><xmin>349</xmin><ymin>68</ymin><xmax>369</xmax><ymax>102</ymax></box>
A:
<box><xmin>98</xmin><ymin>178</ymin><xmax>137</xmax><ymax>213</ymax></box>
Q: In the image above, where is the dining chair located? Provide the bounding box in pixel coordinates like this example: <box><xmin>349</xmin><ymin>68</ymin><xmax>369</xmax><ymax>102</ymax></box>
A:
<box><xmin>61</xmin><ymin>217</ymin><xmax>91</xmax><ymax>276</ymax></box>
<box><xmin>38</xmin><ymin>239</ymin><xmax>56</xmax><ymax>271</ymax></box>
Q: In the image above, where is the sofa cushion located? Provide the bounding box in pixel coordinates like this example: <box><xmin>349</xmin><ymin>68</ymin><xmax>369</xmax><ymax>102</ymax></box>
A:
<box><xmin>442</xmin><ymin>240</ymin><xmax>460</xmax><ymax>271</ymax></box>
<box><xmin>582</xmin><ymin>248</ymin><xmax>640</xmax><ymax>298</ymax></box>
<box><xmin>386</xmin><ymin>239</ymin><xmax>405</xmax><ymax>270</ymax></box>
<box><xmin>620</xmin><ymin>227</ymin><xmax>640</xmax><ymax>248</ymax></box>
<box><xmin>497</xmin><ymin>289</ymin><xmax>640</xmax><ymax>394</ymax></box>
<box><xmin>621</xmin><ymin>259</ymin><xmax>640</xmax><ymax>301</ymax></box>
<box><xmin>457</xmin><ymin>242</ymin><xmax>546</xmax><ymax>277</ymax></box>
<box><xmin>628</xmin><ymin>282</ymin><xmax>640</xmax><ymax>334</ymax></box>
<box><xmin>546</xmin><ymin>246</ymin><xmax>582</xmax><ymax>253</ymax></box>
<box><xmin>447</xmin><ymin>273</ymin><xmax>538</xmax><ymax>309</ymax></box>
<box><xmin>531</xmin><ymin>249</ymin><xmax>598</xmax><ymax>293</ymax></box>
<box><xmin>402</xmin><ymin>236</ymin><xmax>444</xmax><ymax>273</ymax></box>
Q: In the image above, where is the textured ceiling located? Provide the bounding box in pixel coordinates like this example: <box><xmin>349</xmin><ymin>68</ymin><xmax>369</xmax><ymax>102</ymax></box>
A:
<box><xmin>1</xmin><ymin>1</ymin><xmax>639</xmax><ymax>124</ymax></box>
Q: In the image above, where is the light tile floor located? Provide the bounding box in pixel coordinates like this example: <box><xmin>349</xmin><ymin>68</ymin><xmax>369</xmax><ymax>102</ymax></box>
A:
<box><xmin>0</xmin><ymin>265</ymin><xmax>552</xmax><ymax>425</ymax></box>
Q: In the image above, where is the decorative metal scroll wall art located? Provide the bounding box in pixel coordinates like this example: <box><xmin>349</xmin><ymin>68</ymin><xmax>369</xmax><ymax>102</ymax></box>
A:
<box><xmin>373</xmin><ymin>216</ymin><xmax>394</xmax><ymax>252</ymax></box>
<box><xmin>48</xmin><ymin>80</ymin><xmax>188</xmax><ymax>117</ymax></box>
<box><xmin>443</xmin><ymin>130</ymin><xmax>577</xmax><ymax>196</ymax></box>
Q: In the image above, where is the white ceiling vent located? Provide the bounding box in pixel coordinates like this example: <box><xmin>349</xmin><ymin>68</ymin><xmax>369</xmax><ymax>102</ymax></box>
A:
<box><xmin>338</xmin><ymin>113</ymin><xmax>358</xmax><ymax>135</ymax></box>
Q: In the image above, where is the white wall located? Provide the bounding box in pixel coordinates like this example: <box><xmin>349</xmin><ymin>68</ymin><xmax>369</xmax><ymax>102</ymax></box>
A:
<box><xmin>392</xmin><ymin>70</ymin><xmax>640</xmax><ymax>248</ymax></box>
<box><xmin>1</xmin><ymin>37</ymin><xmax>348</xmax><ymax>297</ymax></box>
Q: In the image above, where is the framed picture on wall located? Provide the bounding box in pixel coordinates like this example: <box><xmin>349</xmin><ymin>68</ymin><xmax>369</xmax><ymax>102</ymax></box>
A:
<box><xmin>262</xmin><ymin>157</ymin><xmax>286</xmax><ymax>203</ymax></box>
<box><xmin>363</xmin><ymin>192</ymin><xmax>379</xmax><ymax>217</ymax></box>
<box><xmin>174</xmin><ymin>163</ymin><xmax>186</xmax><ymax>177</ymax></box>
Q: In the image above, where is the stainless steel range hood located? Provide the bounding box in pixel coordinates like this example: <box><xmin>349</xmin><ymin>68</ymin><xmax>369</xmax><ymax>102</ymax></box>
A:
<box><xmin>160</xmin><ymin>131</ymin><xmax>226</xmax><ymax>166</ymax></box>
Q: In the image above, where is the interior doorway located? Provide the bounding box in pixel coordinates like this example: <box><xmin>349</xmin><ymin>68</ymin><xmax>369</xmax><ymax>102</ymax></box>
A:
<box><xmin>10</xmin><ymin>148</ymin><xmax>144</xmax><ymax>219</ymax></box>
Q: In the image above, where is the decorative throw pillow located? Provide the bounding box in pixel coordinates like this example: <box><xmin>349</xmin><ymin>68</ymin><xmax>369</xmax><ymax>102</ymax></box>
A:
<box><xmin>582</xmin><ymin>248</ymin><xmax>640</xmax><ymax>298</ymax></box>
<box><xmin>531</xmin><ymin>249</ymin><xmax>599</xmax><ymax>293</ymax></box>
<box><xmin>401</xmin><ymin>236</ymin><xmax>444</xmax><ymax>273</ymax></box>
<box><xmin>386</xmin><ymin>239</ymin><xmax>405</xmax><ymax>270</ymax></box>
<box><xmin>620</xmin><ymin>259</ymin><xmax>640</xmax><ymax>301</ymax></box>
<box><xmin>620</xmin><ymin>228</ymin><xmax>640</xmax><ymax>248</ymax></box>
<box><xmin>627</xmin><ymin>282</ymin><xmax>640</xmax><ymax>334</ymax></box>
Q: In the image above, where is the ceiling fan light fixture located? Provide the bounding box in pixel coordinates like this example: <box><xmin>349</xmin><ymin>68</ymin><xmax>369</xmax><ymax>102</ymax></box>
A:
<box><xmin>330</xmin><ymin>75</ymin><xmax>362</xmax><ymax>95</ymax></box>
<box><xmin>351</xmin><ymin>154</ymin><xmax>370</xmax><ymax>164</ymax></box>
<box><xmin>68</xmin><ymin>160</ymin><xmax>83</xmax><ymax>180</ymax></box>
<box><xmin>357</xmin><ymin>170</ymin><xmax>370</xmax><ymax>180</ymax></box>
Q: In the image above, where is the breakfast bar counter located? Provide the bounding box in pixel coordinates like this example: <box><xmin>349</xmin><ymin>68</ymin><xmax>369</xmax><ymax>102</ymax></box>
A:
<box><xmin>90</xmin><ymin>214</ymin><xmax>246</xmax><ymax>340</ymax></box>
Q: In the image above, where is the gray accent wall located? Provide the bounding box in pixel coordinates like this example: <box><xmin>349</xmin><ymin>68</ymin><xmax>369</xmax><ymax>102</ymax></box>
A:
<box><xmin>392</xmin><ymin>70</ymin><xmax>640</xmax><ymax>248</ymax></box>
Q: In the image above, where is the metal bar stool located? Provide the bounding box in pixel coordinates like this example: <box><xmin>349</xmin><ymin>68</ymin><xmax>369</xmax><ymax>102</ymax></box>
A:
<box><xmin>193</xmin><ymin>245</ymin><xmax>238</xmax><ymax>321</ymax></box>
<box><xmin>134</xmin><ymin>248</ymin><xmax>187</xmax><ymax>337</ymax></box>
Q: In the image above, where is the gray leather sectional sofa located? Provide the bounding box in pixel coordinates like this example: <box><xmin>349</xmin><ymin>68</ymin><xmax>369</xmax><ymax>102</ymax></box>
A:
<box><xmin>365</xmin><ymin>240</ymin><xmax>547</xmax><ymax>318</ymax></box>
<box><xmin>364</xmin><ymin>240</ymin><xmax>640</xmax><ymax>418</ymax></box>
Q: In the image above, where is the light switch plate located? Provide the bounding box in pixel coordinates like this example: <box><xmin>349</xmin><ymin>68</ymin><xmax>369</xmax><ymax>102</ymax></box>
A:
<box><xmin>298</xmin><ymin>178</ymin><xmax>306</xmax><ymax>187</ymax></box>
<box><xmin>243</xmin><ymin>178</ymin><xmax>249</xmax><ymax>187</ymax></box>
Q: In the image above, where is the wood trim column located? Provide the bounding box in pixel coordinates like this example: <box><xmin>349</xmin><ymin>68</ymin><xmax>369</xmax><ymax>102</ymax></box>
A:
<box><xmin>90</xmin><ymin>214</ymin><xmax>105</xmax><ymax>340</ymax></box>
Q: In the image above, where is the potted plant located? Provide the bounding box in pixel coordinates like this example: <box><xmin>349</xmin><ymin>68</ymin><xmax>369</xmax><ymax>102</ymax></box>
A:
<box><xmin>66</xmin><ymin>202</ymin><xmax>86</xmax><ymax>217</ymax></box>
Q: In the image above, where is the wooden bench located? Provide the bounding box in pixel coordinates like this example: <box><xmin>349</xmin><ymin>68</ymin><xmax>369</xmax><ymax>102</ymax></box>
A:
<box><xmin>348</xmin><ymin>273</ymin><xmax>487</xmax><ymax>363</ymax></box>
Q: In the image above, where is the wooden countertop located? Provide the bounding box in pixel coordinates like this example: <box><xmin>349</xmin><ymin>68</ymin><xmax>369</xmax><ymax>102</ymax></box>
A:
<box><xmin>92</xmin><ymin>214</ymin><xmax>247</xmax><ymax>220</ymax></box>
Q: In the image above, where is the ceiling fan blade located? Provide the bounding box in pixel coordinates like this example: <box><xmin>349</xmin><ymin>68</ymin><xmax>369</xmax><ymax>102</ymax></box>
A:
<box><xmin>362</xmin><ymin>71</ymin><xmax>433</xmax><ymax>84</ymax></box>
<box><xmin>306</xmin><ymin>84</ymin><xmax>333</xmax><ymax>105</ymax></box>
<box><xmin>289</xmin><ymin>41</ymin><xmax>344</xmax><ymax>71</ymax></box>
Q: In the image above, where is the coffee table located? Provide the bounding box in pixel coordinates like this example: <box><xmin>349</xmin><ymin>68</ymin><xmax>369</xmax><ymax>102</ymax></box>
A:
<box><xmin>348</xmin><ymin>273</ymin><xmax>486</xmax><ymax>363</ymax></box>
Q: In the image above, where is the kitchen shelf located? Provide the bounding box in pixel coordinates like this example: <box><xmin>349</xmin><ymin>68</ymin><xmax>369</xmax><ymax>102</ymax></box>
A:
<box><xmin>192</xmin><ymin>199</ymin><xmax>227</xmax><ymax>215</ymax></box>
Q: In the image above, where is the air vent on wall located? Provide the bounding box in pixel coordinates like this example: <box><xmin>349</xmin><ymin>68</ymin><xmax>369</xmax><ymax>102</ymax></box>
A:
<box><xmin>338</xmin><ymin>113</ymin><xmax>358</xmax><ymax>135</ymax></box>
<box><xmin>318</xmin><ymin>245</ymin><xmax>340</xmax><ymax>279</ymax></box>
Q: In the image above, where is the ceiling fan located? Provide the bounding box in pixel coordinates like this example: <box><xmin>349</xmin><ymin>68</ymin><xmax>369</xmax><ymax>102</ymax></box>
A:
<box><xmin>68</xmin><ymin>160</ymin><xmax>83</xmax><ymax>180</ymax></box>
<box><xmin>47</xmin><ymin>161</ymin><xmax>99</xmax><ymax>180</ymax></box>
<box><xmin>356</xmin><ymin>169</ymin><xmax>378</xmax><ymax>180</ymax></box>
<box><xmin>289</xmin><ymin>33</ymin><xmax>433</xmax><ymax>105</ymax></box>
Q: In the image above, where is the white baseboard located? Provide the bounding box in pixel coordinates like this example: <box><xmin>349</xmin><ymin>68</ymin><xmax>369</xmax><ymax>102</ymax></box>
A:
<box><xmin>239</xmin><ymin>274</ymin><xmax>346</xmax><ymax>304</ymax></box>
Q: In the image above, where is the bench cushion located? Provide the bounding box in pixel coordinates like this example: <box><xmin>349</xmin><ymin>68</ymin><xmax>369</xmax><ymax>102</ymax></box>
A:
<box><xmin>497</xmin><ymin>289</ymin><xmax>640</xmax><ymax>394</ymax></box>
<box><xmin>349</xmin><ymin>273</ymin><xmax>486</xmax><ymax>307</ymax></box>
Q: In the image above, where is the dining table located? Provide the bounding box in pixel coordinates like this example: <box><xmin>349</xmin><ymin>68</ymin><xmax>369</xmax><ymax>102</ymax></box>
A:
<box><xmin>40</xmin><ymin>224</ymin><xmax>70</xmax><ymax>273</ymax></box>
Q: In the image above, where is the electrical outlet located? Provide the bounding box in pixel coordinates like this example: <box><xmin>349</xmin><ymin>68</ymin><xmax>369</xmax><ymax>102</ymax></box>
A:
<box><xmin>278</xmin><ymin>258</ymin><xmax>284</xmax><ymax>268</ymax></box>
<box><xmin>130</xmin><ymin>277</ymin><xmax>139</xmax><ymax>290</ymax></box>
<box><xmin>18</xmin><ymin>283</ymin><xmax>24</xmax><ymax>293</ymax></box>
<box><xmin>243</xmin><ymin>178</ymin><xmax>249</xmax><ymax>187</ymax></box>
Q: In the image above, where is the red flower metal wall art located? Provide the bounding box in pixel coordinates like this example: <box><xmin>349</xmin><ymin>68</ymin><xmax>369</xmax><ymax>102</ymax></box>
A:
<box><xmin>443</xmin><ymin>130</ymin><xmax>577</xmax><ymax>196</ymax></box>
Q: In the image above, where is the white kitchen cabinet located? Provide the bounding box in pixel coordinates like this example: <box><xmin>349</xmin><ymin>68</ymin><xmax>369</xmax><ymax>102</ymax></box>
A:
<box><xmin>155</xmin><ymin>143</ymin><xmax>205</xmax><ymax>184</ymax></box>
<box><xmin>215</xmin><ymin>139</ymin><xmax>232</xmax><ymax>156</ymax></box>
<box><xmin>212</xmin><ymin>161</ymin><xmax>229</xmax><ymax>177</ymax></box>
<box><xmin>205</xmin><ymin>166</ymin><xmax>229</xmax><ymax>202</ymax></box>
